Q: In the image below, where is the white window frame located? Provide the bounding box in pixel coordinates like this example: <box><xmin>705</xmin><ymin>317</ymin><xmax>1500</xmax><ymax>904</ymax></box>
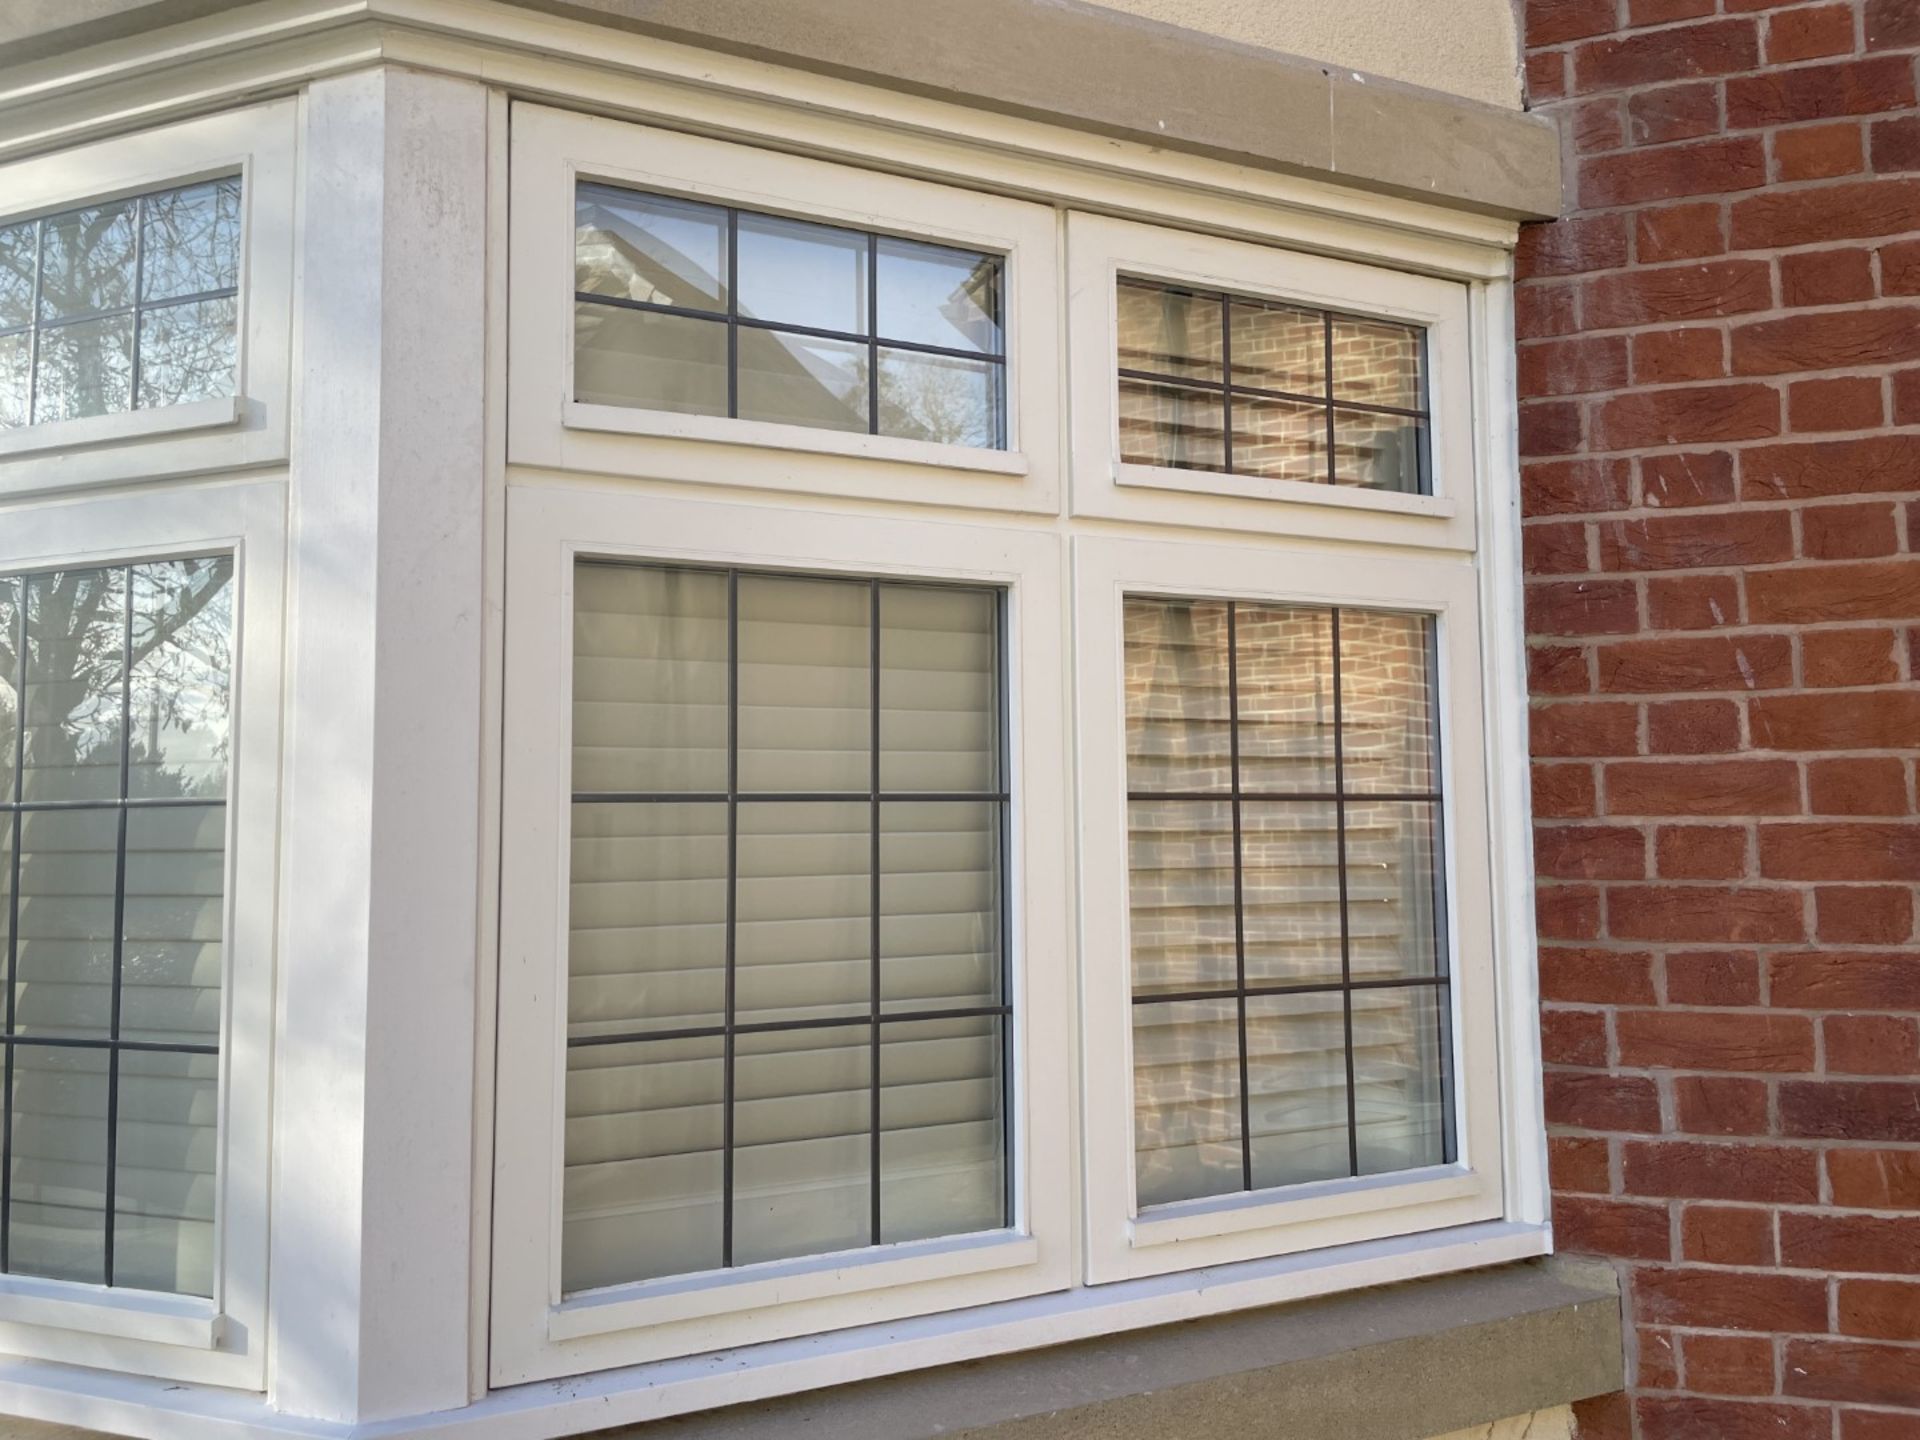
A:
<box><xmin>508</xmin><ymin>104</ymin><xmax>1063</xmax><ymax>515</ymax></box>
<box><xmin>0</xmin><ymin>102</ymin><xmax>297</xmax><ymax>496</ymax></box>
<box><xmin>1073</xmin><ymin>533</ymin><xmax>1503</xmax><ymax>1284</ymax></box>
<box><xmin>1066</xmin><ymin>213</ymin><xmax>1478</xmax><ymax>552</ymax></box>
<box><xmin>0</xmin><ymin>478</ymin><xmax>283</xmax><ymax>1389</ymax></box>
<box><xmin>490</xmin><ymin>484</ymin><xmax>1074</xmax><ymax>1387</ymax></box>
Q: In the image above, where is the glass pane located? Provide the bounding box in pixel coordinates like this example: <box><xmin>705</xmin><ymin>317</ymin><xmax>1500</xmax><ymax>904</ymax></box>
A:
<box><xmin>733</xmin><ymin>1023</ymin><xmax>870</xmax><ymax>1265</ymax></box>
<box><xmin>32</xmin><ymin>313</ymin><xmax>134</xmax><ymax>424</ymax></box>
<box><xmin>1234</xmin><ymin>604</ymin><xmax>1336</xmax><ymax>794</ymax></box>
<box><xmin>1127</xmin><ymin>799</ymin><xmax>1235</xmax><ymax>997</ymax></box>
<box><xmin>1246</xmin><ymin>992</ymin><xmax>1352</xmax><ymax>1188</ymax></box>
<box><xmin>0</xmin><ymin>820</ymin><xmax>12</xmax><ymax>1000</ymax></box>
<box><xmin>1337</xmin><ymin>610</ymin><xmax>1438</xmax><ymax>795</ymax></box>
<box><xmin>1117</xmin><ymin>378</ymin><xmax>1224</xmax><ymax>472</ymax></box>
<box><xmin>878</xmin><ymin>583</ymin><xmax>994</xmax><ymax>793</ymax></box>
<box><xmin>1343</xmin><ymin>800</ymin><xmax>1443</xmax><ymax>982</ymax></box>
<box><xmin>1352</xmin><ymin>984</ymin><xmax>1449</xmax><ymax>1175</ymax></box>
<box><xmin>137</xmin><ymin>296</ymin><xmax>236</xmax><ymax>410</ymax></box>
<box><xmin>1233</xmin><ymin>396</ymin><xmax>1324</xmax><ymax>484</ymax></box>
<box><xmin>0</xmin><ymin>576</ymin><xmax>16</xmax><ymax>800</ymax></box>
<box><xmin>574</xmin><ymin>184</ymin><xmax>726</xmax><ymax>313</ymax></box>
<box><xmin>737</xmin><ymin>573</ymin><xmax>869</xmax><ymax>794</ymax></box>
<box><xmin>8</xmin><ymin>1044</ymin><xmax>108</xmax><ymax>1285</ymax></box>
<box><xmin>1333</xmin><ymin>408</ymin><xmax>1427</xmax><ymax>493</ymax></box>
<box><xmin>23</xmin><ymin>566</ymin><xmax>126</xmax><ymax>804</ymax></box>
<box><xmin>736</xmin><ymin>213</ymin><xmax>867</xmax><ymax>334</ymax></box>
<box><xmin>572</xmin><ymin>302</ymin><xmax>726</xmax><ymax>415</ymax></box>
<box><xmin>876</xmin><ymin>348</ymin><xmax>1000</xmax><ymax>448</ymax></box>
<box><xmin>880</xmin><ymin>801</ymin><xmax>998</xmax><ymax>1012</ymax></box>
<box><xmin>119</xmin><ymin>805</ymin><xmax>224</xmax><ymax>1046</ymax></box>
<box><xmin>1132</xmin><ymin>997</ymin><xmax>1241</xmax><ymax>1208</ymax></box>
<box><xmin>0</xmin><ymin>221</ymin><xmax>33</xmax><ymax>330</ymax></box>
<box><xmin>880</xmin><ymin>1016</ymin><xmax>1003</xmax><ymax>1244</ymax></box>
<box><xmin>1116</xmin><ymin>280</ymin><xmax>1222</xmax><ymax>382</ymax></box>
<box><xmin>571</xmin><ymin>563</ymin><xmax>729</xmax><ymax>794</ymax></box>
<box><xmin>1229</xmin><ymin>298</ymin><xmax>1324</xmax><ymax>396</ymax></box>
<box><xmin>1123</xmin><ymin>595</ymin><xmax>1230</xmax><ymax>793</ymax></box>
<box><xmin>1331</xmin><ymin>316</ymin><xmax>1424</xmax><ymax>410</ymax></box>
<box><xmin>113</xmin><ymin>1049</ymin><xmax>217</xmax><ymax>1297</ymax></box>
<box><xmin>0</xmin><ymin>331</ymin><xmax>27</xmax><ymax>429</ymax></box>
<box><xmin>563</xmin><ymin>1035</ymin><xmax>724</xmax><ymax>1291</ymax></box>
<box><xmin>736</xmin><ymin>329</ymin><xmax>868</xmax><ymax>433</ymax></box>
<box><xmin>37</xmin><ymin>201</ymin><xmax>135</xmax><ymax>320</ymax></box>
<box><xmin>1240</xmin><ymin>802</ymin><xmax>1344</xmax><ymax>988</ymax></box>
<box><xmin>140</xmin><ymin>179</ymin><xmax>241</xmax><ymax>303</ymax></box>
<box><xmin>128</xmin><ymin>558</ymin><xmax>233</xmax><ymax>800</ymax></box>
<box><xmin>13</xmin><ymin>808</ymin><xmax>118</xmax><ymax>1039</ymax></box>
<box><xmin>876</xmin><ymin>239</ymin><xmax>1000</xmax><ymax>353</ymax></box>
<box><xmin>568</xmin><ymin>803</ymin><xmax>727</xmax><ymax>1040</ymax></box>
<box><xmin>734</xmin><ymin>801</ymin><xmax>869</xmax><ymax>1025</ymax></box>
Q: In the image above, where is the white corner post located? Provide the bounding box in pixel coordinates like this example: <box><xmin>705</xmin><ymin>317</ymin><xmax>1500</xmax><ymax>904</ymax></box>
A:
<box><xmin>271</xmin><ymin>66</ymin><xmax>490</xmax><ymax>1424</ymax></box>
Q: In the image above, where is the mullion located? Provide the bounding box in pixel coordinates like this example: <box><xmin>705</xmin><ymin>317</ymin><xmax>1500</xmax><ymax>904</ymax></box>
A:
<box><xmin>866</xmin><ymin>234</ymin><xmax>880</xmax><ymax>438</ymax></box>
<box><xmin>1219</xmin><ymin>295</ymin><xmax>1234</xmax><ymax>480</ymax></box>
<box><xmin>1322</xmin><ymin>313</ymin><xmax>1338</xmax><ymax>488</ymax></box>
<box><xmin>574</xmin><ymin>791</ymin><xmax>1007</xmax><ymax>805</ymax></box>
<box><xmin>1134</xmin><ymin>975</ymin><xmax>1448</xmax><ymax>1007</ymax></box>
<box><xmin>1225</xmin><ymin>604</ymin><xmax>1251</xmax><ymax>1191</ymax></box>
<box><xmin>1126</xmin><ymin>790</ymin><xmax>1437</xmax><ymax>804</ymax></box>
<box><xmin>102</xmin><ymin>574</ymin><xmax>134</xmax><ymax>1286</ymax></box>
<box><xmin>24</xmin><ymin>217</ymin><xmax>41</xmax><ymax>424</ymax></box>
<box><xmin>127</xmin><ymin>196</ymin><xmax>145</xmax><ymax>416</ymax></box>
<box><xmin>867</xmin><ymin>578</ymin><xmax>882</xmax><ymax>1247</ymax></box>
<box><xmin>1116</xmin><ymin>367</ymin><xmax>1430</xmax><ymax>423</ymax></box>
<box><xmin>1330</xmin><ymin>610</ymin><xmax>1359</xmax><ymax>1177</ymax></box>
<box><xmin>725</xmin><ymin>212</ymin><xmax>739</xmax><ymax>421</ymax></box>
<box><xmin>569</xmin><ymin>1002</ymin><xmax>1013</xmax><ymax>1051</ymax></box>
<box><xmin>720</xmin><ymin>570</ymin><xmax>739</xmax><ymax>1266</ymax></box>
<box><xmin>1</xmin><ymin>795</ymin><xmax>226</xmax><ymax>814</ymax></box>
<box><xmin>575</xmin><ymin>294</ymin><xmax>1008</xmax><ymax>368</ymax></box>
<box><xmin>1</xmin><ymin>575</ymin><xmax>27</xmax><ymax>1270</ymax></box>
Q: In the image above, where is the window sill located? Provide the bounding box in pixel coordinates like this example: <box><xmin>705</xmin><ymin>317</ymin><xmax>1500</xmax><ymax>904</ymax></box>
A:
<box><xmin>1114</xmin><ymin>460</ymin><xmax>1457</xmax><ymax>518</ymax></box>
<box><xmin>561</xmin><ymin>401</ymin><xmax>1032</xmax><ymax>477</ymax></box>
<box><xmin>0</xmin><ymin>396</ymin><xmax>243</xmax><ymax>461</ymax></box>
<box><xmin>0</xmin><ymin>1275</ymin><xmax>221</xmax><ymax>1351</ymax></box>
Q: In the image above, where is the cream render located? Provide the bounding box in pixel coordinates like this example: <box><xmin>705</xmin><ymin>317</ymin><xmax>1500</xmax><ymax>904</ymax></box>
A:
<box><xmin>1084</xmin><ymin>0</ymin><xmax>1525</xmax><ymax>109</ymax></box>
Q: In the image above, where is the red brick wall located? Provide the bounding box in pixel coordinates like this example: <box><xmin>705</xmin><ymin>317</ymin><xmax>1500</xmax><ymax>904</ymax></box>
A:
<box><xmin>1519</xmin><ymin>2</ymin><xmax>1920</xmax><ymax>1436</ymax></box>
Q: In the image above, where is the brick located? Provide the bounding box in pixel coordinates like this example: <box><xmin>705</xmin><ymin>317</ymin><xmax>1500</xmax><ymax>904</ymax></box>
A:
<box><xmin>1549</xmin><ymin>1134</ymin><xmax>1613</xmax><ymax>1193</ymax></box>
<box><xmin>1639</xmin><ymin>1398</ymin><xmax>1829</xmax><ymax>1440</ymax></box>
<box><xmin>1826</xmin><ymin>1012</ymin><xmax>1920</xmax><ymax>1072</ymax></box>
<box><xmin>1543</xmin><ymin>1005</ymin><xmax>1611</xmax><ymax>1066</ymax></box>
<box><xmin>1632</xmin><ymin>1263</ymin><xmax>1826</xmax><ymax>1329</ymax></box>
<box><xmin>1525</xmin><ymin>456</ymin><xmax>1635</xmax><ymax>517</ymax></box>
<box><xmin>1766</xmin><ymin>3</ymin><xmax>1857</xmax><ymax>63</ymax></box>
<box><xmin>1804</xmin><ymin>626</ymin><xmax>1901</xmax><ymax>686</ymax></box>
<box><xmin>1682</xmin><ymin>1333</ymin><xmax>1775</xmax><ymax>1397</ymax></box>
<box><xmin>1527</xmin><ymin>521</ymin><xmax>1594</xmax><ymax>575</ymax></box>
<box><xmin>1607</xmin><ymin>884</ymin><xmax>1805</xmax><ymax>942</ymax></box>
<box><xmin>1530</xmin><ymin>579</ymin><xmax>1640</xmax><ymax>636</ymax></box>
<box><xmin>1790</xmin><ymin>375</ymin><xmax>1885</xmax><ymax>433</ymax></box>
<box><xmin>1582</xmin><ymin>136</ymin><xmax>1769</xmax><ymax>208</ymax></box>
<box><xmin>1592</xmin><ymin>379</ymin><xmax>1782</xmax><ymax>449</ymax></box>
<box><xmin>1774</xmin><ymin>120</ymin><xmax>1867</xmax><ymax>181</ymax></box>
<box><xmin>1781</xmin><ymin>1080</ymin><xmax>1920</xmax><ymax>1141</ymax></box>
<box><xmin>1627</xmin><ymin>83</ymin><xmax>1722</xmax><ymax>147</ymax></box>
<box><xmin>1837</xmin><ymin>1279</ymin><xmax>1920</xmax><ymax>1341</ymax></box>
<box><xmin>1733</xmin><ymin>178</ymin><xmax>1920</xmax><ymax>248</ymax></box>
<box><xmin>1536</xmin><ymin>824</ymin><xmax>1648</xmax><ymax>879</ymax></box>
<box><xmin>1657</xmin><ymin>824</ymin><xmax>1748</xmax><ymax>878</ymax></box>
<box><xmin>1572</xmin><ymin>97</ymin><xmax>1627</xmax><ymax>157</ymax></box>
<box><xmin>1786</xmin><ymin>1338</ymin><xmax>1920</xmax><ymax>1409</ymax></box>
<box><xmin>1533</xmin><ymin>701</ymin><xmax>1641</xmax><ymax>757</ymax></box>
<box><xmin>1596</xmin><ymin>634</ymin><xmax>1793</xmax><ymax>693</ymax></box>
<box><xmin>1554</xmin><ymin>1194</ymin><xmax>1672</xmax><ymax>1258</ymax></box>
<box><xmin>1599</xmin><ymin>510</ymin><xmax>1792</xmax><ymax>571</ymax></box>
<box><xmin>1808</xmin><ymin>757</ymin><xmax>1909</xmax><ymax>816</ymax></box>
<box><xmin>1606</xmin><ymin>759</ymin><xmax>1799</xmax><ymax>816</ymax></box>
<box><xmin>1676</xmin><ymin>1074</ymin><xmax>1770</xmax><ymax>1134</ymax></box>
<box><xmin>1668</xmin><ymin>949</ymin><xmax>1761</xmax><ymax>1006</ymax></box>
<box><xmin>1761</xmin><ymin>821</ymin><xmax>1920</xmax><ymax>880</ymax></box>
<box><xmin>1631</xmin><ymin>327</ymin><xmax>1724</xmax><ymax>385</ymax></box>
<box><xmin>1752</xmin><ymin>689</ymin><xmax>1920</xmax><ymax>748</ymax></box>
<box><xmin>1521</xmin><ymin>335</ymin><xmax>1632</xmax><ymax>398</ymax></box>
<box><xmin>1518</xmin><ymin>281</ymin><xmax>1579</xmax><ymax>340</ymax></box>
<box><xmin>1736</xmin><ymin>307</ymin><xmax>1920</xmax><ymax>378</ymax></box>
<box><xmin>1629</xmin><ymin>0</ymin><xmax>1713</xmax><ymax>23</ymax></box>
<box><xmin>1531</xmin><ymin>644</ymin><xmax>1592</xmax><ymax>695</ymax></box>
<box><xmin>1748</xmin><ymin>560</ymin><xmax>1920</xmax><ymax>622</ymax></box>
<box><xmin>1527</xmin><ymin>51</ymin><xmax>1568</xmax><ymax>105</ymax></box>
<box><xmin>1772</xmin><ymin>950</ymin><xmax>1920</xmax><ymax>1010</ymax></box>
<box><xmin>1540</xmin><ymin>883</ymin><xmax>1605</xmax><ymax>940</ymax></box>
<box><xmin>1884</xmin><ymin>239</ymin><xmax>1920</xmax><ymax>295</ymax></box>
<box><xmin>1518</xmin><ymin>214</ymin><xmax>1632</xmax><ymax>280</ymax></box>
<box><xmin>1574</xmin><ymin>21</ymin><xmax>1761</xmax><ymax>94</ymax></box>
<box><xmin>1637</xmin><ymin>1326</ymin><xmax>1678</xmax><ymax>1391</ymax></box>
<box><xmin>1873</xmin><ymin>113</ymin><xmax>1920</xmax><ymax>174</ymax></box>
<box><xmin>1520</xmin><ymin>399</ymin><xmax>1584</xmax><ymax>456</ymax></box>
<box><xmin>1647</xmin><ymin>575</ymin><xmax>1742</xmax><ymax>632</ymax></box>
<box><xmin>1804</xmin><ymin>502</ymin><xmax>1900</xmax><ymax>559</ymax></box>
<box><xmin>1637</xmin><ymin>203</ymin><xmax>1727</xmax><ymax>264</ymax></box>
<box><xmin>1828</xmin><ymin>1147</ymin><xmax>1920</xmax><ymax>1208</ymax></box>
<box><xmin>1530</xmin><ymin>0</ymin><xmax>1621</xmax><ymax>46</ymax></box>
<box><xmin>1548</xmin><ymin>1071</ymin><xmax>1666</xmax><ymax>1132</ymax></box>
<box><xmin>1682</xmin><ymin>1202</ymin><xmax>1775</xmax><ymax>1265</ymax></box>
<box><xmin>1732</xmin><ymin>57</ymin><xmax>1917</xmax><ymax>128</ymax></box>
<box><xmin>1584</xmin><ymin>259</ymin><xmax>1772</xmax><ymax>328</ymax></box>
<box><xmin>1818</xmin><ymin>887</ymin><xmax>1915</xmax><ymax>947</ymax></box>
<box><xmin>1843</xmin><ymin>1411</ymin><xmax>1920</xmax><ymax>1440</ymax></box>
<box><xmin>1616</xmin><ymin>1009</ymin><xmax>1815</xmax><ymax>1072</ymax></box>
<box><xmin>1786</xmin><ymin>1211</ymin><xmax>1920</xmax><ymax>1271</ymax></box>
<box><xmin>1541</xmin><ymin>947</ymin><xmax>1658</xmax><ymax>1006</ymax></box>
<box><xmin>1742</xmin><ymin>434</ymin><xmax>1920</xmax><ymax>499</ymax></box>
<box><xmin>1896</xmin><ymin>366</ymin><xmax>1920</xmax><ymax>423</ymax></box>
<box><xmin>1779</xmin><ymin>247</ymin><xmax>1877</xmax><ymax>307</ymax></box>
<box><xmin>1642</xmin><ymin>450</ymin><xmax>1736</xmax><ymax>508</ymax></box>
<box><xmin>1535</xmin><ymin>762</ymin><xmax>1600</xmax><ymax>818</ymax></box>
<box><xmin>1865</xmin><ymin>0</ymin><xmax>1920</xmax><ymax>50</ymax></box>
